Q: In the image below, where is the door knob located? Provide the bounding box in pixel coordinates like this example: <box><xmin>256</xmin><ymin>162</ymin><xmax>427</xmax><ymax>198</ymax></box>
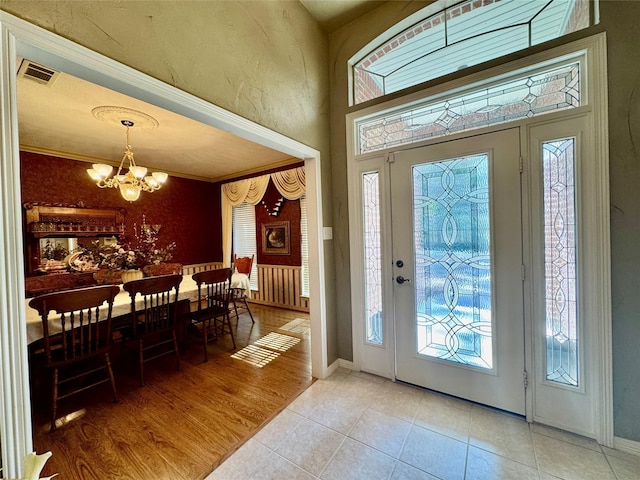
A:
<box><xmin>396</xmin><ymin>275</ymin><xmax>411</xmax><ymax>284</ymax></box>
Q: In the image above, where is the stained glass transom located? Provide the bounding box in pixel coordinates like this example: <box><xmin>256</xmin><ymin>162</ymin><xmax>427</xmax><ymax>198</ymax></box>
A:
<box><xmin>543</xmin><ymin>138</ymin><xmax>578</xmax><ymax>386</ymax></box>
<box><xmin>413</xmin><ymin>155</ymin><xmax>493</xmax><ymax>369</ymax></box>
<box><xmin>358</xmin><ymin>62</ymin><xmax>580</xmax><ymax>154</ymax></box>
<box><xmin>363</xmin><ymin>172</ymin><xmax>383</xmax><ymax>345</ymax></box>
<box><xmin>353</xmin><ymin>0</ymin><xmax>591</xmax><ymax>105</ymax></box>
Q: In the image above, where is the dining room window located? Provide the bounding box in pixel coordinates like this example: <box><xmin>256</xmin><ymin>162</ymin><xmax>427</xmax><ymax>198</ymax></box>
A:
<box><xmin>300</xmin><ymin>194</ymin><xmax>310</xmax><ymax>297</ymax></box>
<box><xmin>232</xmin><ymin>202</ymin><xmax>258</xmax><ymax>290</ymax></box>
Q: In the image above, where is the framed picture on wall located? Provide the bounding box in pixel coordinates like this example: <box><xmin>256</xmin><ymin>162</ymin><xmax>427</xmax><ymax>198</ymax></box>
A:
<box><xmin>262</xmin><ymin>221</ymin><xmax>290</xmax><ymax>255</ymax></box>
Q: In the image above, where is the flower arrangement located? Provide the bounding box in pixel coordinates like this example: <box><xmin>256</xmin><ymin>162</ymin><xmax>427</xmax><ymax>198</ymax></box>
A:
<box><xmin>41</xmin><ymin>240</ymin><xmax>69</xmax><ymax>261</ymax></box>
<box><xmin>94</xmin><ymin>241</ymin><xmax>139</xmax><ymax>270</ymax></box>
<box><xmin>133</xmin><ymin>221</ymin><xmax>176</xmax><ymax>266</ymax></box>
<box><xmin>72</xmin><ymin>216</ymin><xmax>176</xmax><ymax>271</ymax></box>
<box><xmin>72</xmin><ymin>240</ymin><xmax>137</xmax><ymax>271</ymax></box>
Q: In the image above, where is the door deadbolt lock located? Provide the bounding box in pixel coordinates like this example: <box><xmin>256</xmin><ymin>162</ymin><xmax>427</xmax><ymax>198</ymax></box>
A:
<box><xmin>396</xmin><ymin>260</ymin><xmax>404</xmax><ymax>268</ymax></box>
<box><xmin>396</xmin><ymin>275</ymin><xmax>411</xmax><ymax>284</ymax></box>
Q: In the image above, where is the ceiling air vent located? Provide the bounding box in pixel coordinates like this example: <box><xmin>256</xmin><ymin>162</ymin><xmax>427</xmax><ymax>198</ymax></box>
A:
<box><xmin>18</xmin><ymin>60</ymin><xmax>59</xmax><ymax>86</ymax></box>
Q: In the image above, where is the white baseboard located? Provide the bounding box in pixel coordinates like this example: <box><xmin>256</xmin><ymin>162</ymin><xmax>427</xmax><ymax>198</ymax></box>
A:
<box><xmin>614</xmin><ymin>436</ymin><xmax>640</xmax><ymax>456</ymax></box>
<box><xmin>324</xmin><ymin>358</ymin><xmax>356</xmax><ymax>378</ymax></box>
<box><xmin>338</xmin><ymin>359</ymin><xmax>356</xmax><ymax>370</ymax></box>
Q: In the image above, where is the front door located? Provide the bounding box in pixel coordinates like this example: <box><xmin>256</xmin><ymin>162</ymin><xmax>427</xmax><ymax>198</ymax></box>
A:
<box><xmin>391</xmin><ymin>129</ymin><xmax>525</xmax><ymax>414</ymax></box>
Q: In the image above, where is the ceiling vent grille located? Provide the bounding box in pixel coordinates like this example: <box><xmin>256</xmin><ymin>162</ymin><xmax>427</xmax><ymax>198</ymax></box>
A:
<box><xmin>18</xmin><ymin>60</ymin><xmax>59</xmax><ymax>86</ymax></box>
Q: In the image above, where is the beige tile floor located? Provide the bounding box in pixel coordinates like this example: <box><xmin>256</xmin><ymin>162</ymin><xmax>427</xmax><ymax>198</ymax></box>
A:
<box><xmin>206</xmin><ymin>368</ymin><xmax>640</xmax><ymax>480</ymax></box>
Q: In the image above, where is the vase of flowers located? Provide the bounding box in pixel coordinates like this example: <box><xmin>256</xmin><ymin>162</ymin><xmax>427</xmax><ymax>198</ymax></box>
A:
<box><xmin>133</xmin><ymin>220</ymin><xmax>176</xmax><ymax>267</ymax></box>
<box><xmin>73</xmin><ymin>216</ymin><xmax>176</xmax><ymax>284</ymax></box>
<box><xmin>121</xmin><ymin>269</ymin><xmax>144</xmax><ymax>283</ymax></box>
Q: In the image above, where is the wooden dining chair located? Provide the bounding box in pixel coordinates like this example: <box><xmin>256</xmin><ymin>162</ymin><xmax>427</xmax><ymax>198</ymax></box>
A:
<box><xmin>231</xmin><ymin>254</ymin><xmax>255</xmax><ymax>324</ymax></box>
<box><xmin>122</xmin><ymin>274</ymin><xmax>183</xmax><ymax>386</ymax></box>
<box><xmin>28</xmin><ymin>285</ymin><xmax>120</xmax><ymax>432</ymax></box>
<box><xmin>185</xmin><ymin>267</ymin><xmax>235</xmax><ymax>362</ymax></box>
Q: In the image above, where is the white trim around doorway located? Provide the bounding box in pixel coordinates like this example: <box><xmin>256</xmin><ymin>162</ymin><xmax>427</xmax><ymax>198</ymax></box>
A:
<box><xmin>0</xmin><ymin>11</ymin><xmax>328</xmax><ymax>477</ymax></box>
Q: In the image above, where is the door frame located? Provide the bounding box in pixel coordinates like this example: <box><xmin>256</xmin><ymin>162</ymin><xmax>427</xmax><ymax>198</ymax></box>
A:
<box><xmin>347</xmin><ymin>33</ymin><xmax>611</xmax><ymax>445</ymax></box>
<box><xmin>0</xmin><ymin>11</ymin><xmax>329</xmax><ymax>476</ymax></box>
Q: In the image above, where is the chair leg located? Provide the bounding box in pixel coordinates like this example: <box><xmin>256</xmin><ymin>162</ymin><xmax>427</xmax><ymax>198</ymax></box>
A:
<box><xmin>202</xmin><ymin>320</ymin><xmax>208</xmax><ymax>363</ymax></box>
<box><xmin>50</xmin><ymin>367</ymin><xmax>58</xmax><ymax>432</ymax></box>
<box><xmin>183</xmin><ymin>318</ymin><xmax>192</xmax><ymax>353</ymax></box>
<box><xmin>225</xmin><ymin>313</ymin><xmax>236</xmax><ymax>349</ymax></box>
<box><xmin>138</xmin><ymin>339</ymin><xmax>145</xmax><ymax>387</ymax></box>
<box><xmin>172</xmin><ymin>330</ymin><xmax>180</xmax><ymax>371</ymax></box>
<box><xmin>243</xmin><ymin>298</ymin><xmax>255</xmax><ymax>324</ymax></box>
<box><xmin>231</xmin><ymin>297</ymin><xmax>240</xmax><ymax>324</ymax></box>
<box><xmin>104</xmin><ymin>352</ymin><xmax>118</xmax><ymax>403</ymax></box>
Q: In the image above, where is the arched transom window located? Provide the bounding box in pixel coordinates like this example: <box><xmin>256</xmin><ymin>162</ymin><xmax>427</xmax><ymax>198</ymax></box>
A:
<box><xmin>352</xmin><ymin>0</ymin><xmax>594</xmax><ymax>105</ymax></box>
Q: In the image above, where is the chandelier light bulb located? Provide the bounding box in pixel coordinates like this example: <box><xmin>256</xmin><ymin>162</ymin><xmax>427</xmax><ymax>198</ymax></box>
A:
<box><xmin>129</xmin><ymin>165</ymin><xmax>148</xmax><ymax>179</ymax></box>
<box><xmin>120</xmin><ymin>183</ymin><xmax>141</xmax><ymax>202</ymax></box>
<box><xmin>86</xmin><ymin>168</ymin><xmax>101</xmax><ymax>181</ymax></box>
<box><xmin>144</xmin><ymin>176</ymin><xmax>159</xmax><ymax>188</ymax></box>
<box><xmin>86</xmin><ymin>117</ymin><xmax>168</xmax><ymax>202</ymax></box>
<box><xmin>152</xmin><ymin>171</ymin><xmax>168</xmax><ymax>184</ymax></box>
<box><xmin>93</xmin><ymin>163</ymin><xmax>114</xmax><ymax>178</ymax></box>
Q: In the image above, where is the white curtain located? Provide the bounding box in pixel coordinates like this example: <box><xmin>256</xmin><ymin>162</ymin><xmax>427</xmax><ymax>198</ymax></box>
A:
<box><xmin>221</xmin><ymin>175</ymin><xmax>269</xmax><ymax>267</ymax></box>
<box><xmin>271</xmin><ymin>167</ymin><xmax>306</xmax><ymax>200</ymax></box>
<box><xmin>221</xmin><ymin>167</ymin><xmax>306</xmax><ymax>266</ymax></box>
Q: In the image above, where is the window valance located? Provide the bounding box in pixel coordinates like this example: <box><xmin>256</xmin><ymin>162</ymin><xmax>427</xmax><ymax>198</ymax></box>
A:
<box><xmin>221</xmin><ymin>167</ymin><xmax>305</xmax><ymax>266</ymax></box>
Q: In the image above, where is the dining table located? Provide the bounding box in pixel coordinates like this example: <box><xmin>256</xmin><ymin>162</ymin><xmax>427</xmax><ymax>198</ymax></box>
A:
<box><xmin>25</xmin><ymin>271</ymin><xmax>250</xmax><ymax>345</ymax></box>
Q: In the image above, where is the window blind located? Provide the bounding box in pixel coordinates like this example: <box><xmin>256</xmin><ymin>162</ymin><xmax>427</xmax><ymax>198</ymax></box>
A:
<box><xmin>300</xmin><ymin>194</ymin><xmax>309</xmax><ymax>297</ymax></box>
<box><xmin>232</xmin><ymin>203</ymin><xmax>258</xmax><ymax>290</ymax></box>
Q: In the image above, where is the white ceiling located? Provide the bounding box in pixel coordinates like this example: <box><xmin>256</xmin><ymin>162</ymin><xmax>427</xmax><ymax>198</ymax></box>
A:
<box><xmin>17</xmin><ymin>66</ymin><xmax>294</xmax><ymax>182</ymax></box>
<box><xmin>16</xmin><ymin>1</ymin><xmax>384</xmax><ymax>183</ymax></box>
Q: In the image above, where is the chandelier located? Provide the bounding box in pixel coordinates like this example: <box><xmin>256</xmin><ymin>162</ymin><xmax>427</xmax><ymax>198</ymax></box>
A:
<box><xmin>87</xmin><ymin>118</ymin><xmax>168</xmax><ymax>202</ymax></box>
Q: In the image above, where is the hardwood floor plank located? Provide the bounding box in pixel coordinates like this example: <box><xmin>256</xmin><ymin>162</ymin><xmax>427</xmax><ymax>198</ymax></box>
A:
<box><xmin>31</xmin><ymin>305</ymin><xmax>312</xmax><ymax>479</ymax></box>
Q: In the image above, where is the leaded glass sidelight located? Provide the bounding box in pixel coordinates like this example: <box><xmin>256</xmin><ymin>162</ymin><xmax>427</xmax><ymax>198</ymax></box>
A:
<box><xmin>363</xmin><ymin>172</ymin><xmax>383</xmax><ymax>345</ymax></box>
<box><xmin>413</xmin><ymin>155</ymin><xmax>493</xmax><ymax>369</ymax></box>
<box><xmin>543</xmin><ymin>139</ymin><xmax>579</xmax><ymax>386</ymax></box>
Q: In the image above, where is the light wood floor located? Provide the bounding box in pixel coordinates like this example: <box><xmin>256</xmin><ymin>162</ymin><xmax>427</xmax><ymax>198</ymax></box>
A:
<box><xmin>29</xmin><ymin>304</ymin><xmax>313</xmax><ymax>480</ymax></box>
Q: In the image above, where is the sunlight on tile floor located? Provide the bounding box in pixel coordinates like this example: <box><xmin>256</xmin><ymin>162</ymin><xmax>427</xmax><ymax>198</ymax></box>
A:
<box><xmin>206</xmin><ymin>369</ymin><xmax>640</xmax><ymax>479</ymax></box>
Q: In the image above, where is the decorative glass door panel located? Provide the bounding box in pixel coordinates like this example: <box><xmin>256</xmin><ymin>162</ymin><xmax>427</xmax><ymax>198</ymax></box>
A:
<box><xmin>529</xmin><ymin>115</ymin><xmax>601</xmax><ymax>439</ymax></box>
<box><xmin>413</xmin><ymin>156</ymin><xmax>493</xmax><ymax>369</ymax></box>
<box><xmin>542</xmin><ymin>139</ymin><xmax>578</xmax><ymax>387</ymax></box>
<box><xmin>363</xmin><ymin>171</ymin><xmax>383</xmax><ymax>345</ymax></box>
<box><xmin>392</xmin><ymin>129</ymin><xmax>525</xmax><ymax>415</ymax></box>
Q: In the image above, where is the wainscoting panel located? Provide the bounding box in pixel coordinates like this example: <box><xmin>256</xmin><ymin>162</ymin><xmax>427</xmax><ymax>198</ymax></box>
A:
<box><xmin>182</xmin><ymin>262</ymin><xmax>309</xmax><ymax>312</ymax></box>
<box><xmin>253</xmin><ymin>264</ymin><xmax>309</xmax><ymax>312</ymax></box>
<box><xmin>182</xmin><ymin>262</ymin><xmax>223</xmax><ymax>275</ymax></box>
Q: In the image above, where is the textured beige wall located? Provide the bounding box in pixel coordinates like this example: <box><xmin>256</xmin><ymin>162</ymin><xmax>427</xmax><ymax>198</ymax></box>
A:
<box><xmin>599</xmin><ymin>0</ymin><xmax>640</xmax><ymax>444</ymax></box>
<box><xmin>1</xmin><ymin>0</ymin><xmax>339</xmax><ymax>362</ymax></box>
<box><xmin>329</xmin><ymin>0</ymin><xmax>640</xmax><ymax>442</ymax></box>
<box><xmin>2</xmin><ymin>1</ymin><xmax>327</xmax><ymax>149</ymax></box>
<box><xmin>329</xmin><ymin>0</ymin><xmax>430</xmax><ymax>360</ymax></box>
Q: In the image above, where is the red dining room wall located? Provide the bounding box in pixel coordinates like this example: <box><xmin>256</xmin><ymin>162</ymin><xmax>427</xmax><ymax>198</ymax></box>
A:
<box><xmin>19</xmin><ymin>152</ymin><xmax>222</xmax><ymax>269</ymax></box>
<box><xmin>255</xmin><ymin>180</ymin><xmax>301</xmax><ymax>266</ymax></box>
